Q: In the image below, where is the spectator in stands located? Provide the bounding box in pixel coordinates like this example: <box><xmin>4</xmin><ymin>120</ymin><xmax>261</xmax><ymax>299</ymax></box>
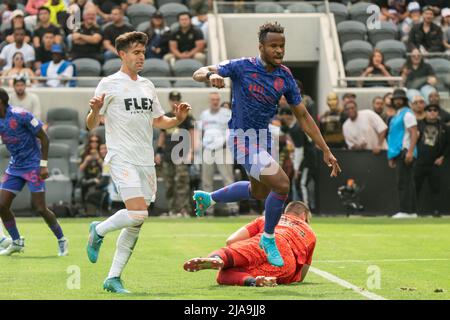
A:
<box><xmin>343</xmin><ymin>100</ymin><xmax>388</xmax><ymax>153</ymax></box>
<box><xmin>34</xmin><ymin>31</ymin><xmax>56</xmax><ymax>72</ymax></box>
<box><xmin>192</xmin><ymin>8</ymin><xmax>209</xmax><ymax>42</ymax></box>
<box><xmin>296</xmin><ymin>79</ymin><xmax>316</xmax><ymax>118</ymax></box>
<box><xmin>164</xmin><ymin>12</ymin><xmax>206</xmax><ymax>67</ymax></box>
<box><xmin>143</xmin><ymin>11</ymin><xmax>170</xmax><ymax>59</ymax></box>
<box><xmin>1</xmin><ymin>1</ymin><xmax>17</xmax><ymax>25</ymax></box>
<box><xmin>44</xmin><ymin>0</ymin><xmax>67</xmax><ymax>26</ymax></box>
<box><xmin>401</xmin><ymin>2</ymin><xmax>422</xmax><ymax>42</ymax></box>
<box><xmin>411</xmin><ymin>95</ymin><xmax>427</xmax><ymax>120</ymax></box>
<box><xmin>190</xmin><ymin>0</ymin><xmax>210</xmax><ymax>15</ymax></box>
<box><xmin>401</xmin><ymin>48</ymin><xmax>437</xmax><ymax>103</ymax></box>
<box><xmin>341</xmin><ymin>92</ymin><xmax>356</xmax><ymax>109</ymax></box>
<box><xmin>428</xmin><ymin>91</ymin><xmax>450</xmax><ymax>124</ymax></box>
<box><xmin>102</xmin><ymin>6</ymin><xmax>134</xmax><ymax>61</ymax></box>
<box><xmin>41</xmin><ymin>44</ymin><xmax>75</xmax><ymax>87</ymax></box>
<box><xmin>69</xmin><ymin>7</ymin><xmax>103</xmax><ymax>61</ymax></box>
<box><xmin>199</xmin><ymin>92</ymin><xmax>237</xmax><ymax>215</ymax></box>
<box><xmin>32</xmin><ymin>6</ymin><xmax>63</xmax><ymax>49</ymax></box>
<box><xmin>387</xmin><ymin>88</ymin><xmax>419</xmax><ymax>218</ymax></box>
<box><xmin>155</xmin><ymin>91</ymin><xmax>195</xmax><ymax>217</ymax></box>
<box><xmin>8</xmin><ymin>77</ymin><xmax>42</xmax><ymax>120</ymax></box>
<box><xmin>0</xmin><ymin>28</ymin><xmax>35</xmax><ymax>72</ymax></box>
<box><xmin>407</xmin><ymin>5</ymin><xmax>445</xmax><ymax>52</ymax></box>
<box><xmin>1</xmin><ymin>52</ymin><xmax>36</xmax><ymax>87</ymax></box>
<box><xmin>93</xmin><ymin>0</ymin><xmax>128</xmax><ymax>24</ymax></box>
<box><xmin>376</xmin><ymin>0</ymin><xmax>409</xmax><ymax>22</ymax></box>
<box><xmin>2</xmin><ymin>10</ymin><xmax>33</xmax><ymax>45</ymax></box>
<box><xmin>359</xmin><ymin>49</ymin><xmax>394</xmax><ymax>87</ymax></box>
<box><xmin>372</xmin><ymin>96</ymin><xmax>390</xmax><ymax>124</ymax></box>
<box><xmin>319</xmin><ymin>92</ymin><xmax>346</xmax><ymax>149</ymax></box>
<box><xmin>383</xmin><ymin>92</ymin><xmax>397</xmax><ymax>119</ymax></box>
<box><xmin>415</xmin><ymin>103</ymin><xmax>449</xmax><ymax>216</ymax></box>
<box><xmin>26</xmin><ymin>0</ymin><xmax>48</xmax><ymax>16</ymax></box>
<box><xmin>221</xmin><ymin>101</ymin><xmax>231</xmax><ymax>109</ymax></box>
<box><xmin>442</xmin><ymin>8</ymin><xmax>450</xmax><ymax>52</ymax></box>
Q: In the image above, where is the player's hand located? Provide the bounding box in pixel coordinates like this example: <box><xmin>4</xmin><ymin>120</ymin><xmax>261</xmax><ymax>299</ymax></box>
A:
<box><xmin>209</xmin><ymin>74</ymin><xmax>225</xmax><ymax>89</ymax></box>
<box><xmin>174</xmin><ymin>102</ymin><xmax>192</xmax><ymax>123</ymax></box>
<box><xmin>40</xmin><ymin>167</ymin><xmax>49</xmax><ymax>180</ymax></box>
<box><xmin>323</xmin><ymin>150</ymin><xmax>341</xmax><ymax>177</ymax></box>
<box><xmin>89</xmin><ymin>93</ymin><xmax>105</xmax><ymax>113</ymax></box>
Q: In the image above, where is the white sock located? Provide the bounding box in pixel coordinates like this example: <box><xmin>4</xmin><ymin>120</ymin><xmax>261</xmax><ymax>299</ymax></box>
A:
<box><xmin>0</xmin><ymin>224</ymin><xmax>5</xmax><ymax>238</ymax></box>
<box><xmin>107</xmin><ymin>226</ymin><xmax>140</xmax><ymax>279</ymax></box>
<box><xmin>96</xmin><ymin>209</ymin><xmax>147</xmax><ymax>237</ymax></box>
<box><xmin>263</xmin><ymin>232</ymin><xmax>275</xmax><ymax>239</ymax></box>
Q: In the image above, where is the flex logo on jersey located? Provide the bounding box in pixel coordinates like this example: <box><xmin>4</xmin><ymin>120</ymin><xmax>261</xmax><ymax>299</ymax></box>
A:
<box><xmin>124</xmin><ymin>98</ymin><xmax>154</xmax><ymax>114</ymax></box>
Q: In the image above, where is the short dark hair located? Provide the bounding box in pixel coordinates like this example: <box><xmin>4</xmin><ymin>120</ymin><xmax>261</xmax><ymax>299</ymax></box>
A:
<box><xmin>372</xmin><ymin>96</ymin><xmax>383</xmax><ymax>104</ymax></box>
<box><xmin>284</xmin><ymin>201</ymin><xmax>311</xmax><ymax>223</ymax></box>
<box><xmin>38</xmin><ymin>6</ymin><xmax>51</xmax><ymax>14</ymax></box>
<box><xmin>344</xmin><ymin>100</ymin><xmax>358</xmax><ymax>109</ymax></box>
<box><xmin>13</xmin><ymin>77</ymin><xmax>26</xmax><ymax>85</ymax></box>
<box><xmin>0</xmin><ymin>88</ymin><xmax>9</xmax><ymax>106</ymax></box>
<box><xmin>258</xmin><ymin>21</ymin><xmax>284</xmax><ymax>44</ymax></box>
<box><xmin>115</xmin><ymin>31</ymin><xmax>148</xmax><ymax>53</ymax></box>
<box><xmin>110</xmin><ymin>6</ymin><xmax>123</xmax><ymax>14</ymax></box>
<box><xmin>177</xmin><ymin>11</ymin><xmax>191</xmax><ymax>20</ymax></box>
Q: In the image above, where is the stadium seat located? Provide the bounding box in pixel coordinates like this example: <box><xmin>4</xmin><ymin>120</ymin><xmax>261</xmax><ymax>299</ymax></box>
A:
<box><xmin>72</xmin><ymin>58</ymin><xmax>102</xmax><ymax>87</ymax></box>
<box><xmin>345</xmin><ymin>58</ymin><xmax>369</xmax><ymax>76</ymax></box>
<box><xmin>172</xmin><ymin>59</ymin><xmax>204</xmax><ymax>76</ymax></box>
<box><xmin>317</xmin><ymin>2</ymin><xmax>348</xmax><ymax>25</ymax></box>
<box><xmin>342</xmin><ymin>40</ymin><xmax>373</xmax><ymax>63</ymax></box>
<box><xmin>349</xmin><ymin>2</ymin><xmax>374</xmax><ymax>24</ymax></box>
<box><xmin>156</xmin><ymin>0</ymin><xmax>184</xmax><ymax>6</ymax></box>
<box><xmin>48</xmin><ymin>143</ymin><xmax>71</xmax><ymax>177</ymax></box>
<box><xmin>151</xmin><ymin>79</ymin><xmax>173</xmax><ymax>88</ymax></box>
<box><xmin>254</xmin><ymin>3</ymin><xmax>284</xmax><ymax>14</ymax></box>
<box><xmin>48</xmin><ymin>124</ymin><xmax>80</xmax><ymax>161</ymax></box>
<box><xmin>337</xmin><ymin>21</ymin><xmax>367</xmax><ymax>45</ymax></box>
<box><xmin>375</xmin><ymin>40</ymin><xmax>406</xmax><ymax>61</ymax></box>
<box><xmin>46</xmin><ymin>108</ymin><xmax>79</xmax><ymax>128</ymax></box>
<box><xmin>141</xmin><ymin>58</ymin><xmax>171</xmax><ymax>77</ymax></box>
<box><xmin>137</xmin><ymin>21</ymin><xmax>150</xmax><ymax>32</ymax></box>
<box><xmin>127</xmin><ymin>4</ymin><xmax>156</xmax><ymax>28</ymax></box>
<box><xmin>385</xmin><ymin>58</ymin><xmax>406</xmax><ymax>76</ymax></box>
<box><xmin>286</xmin><ymin>3</ymin><xmax>316</xmax><ymax>13</ymax></box>
<box><xmin>47</xmin><ymin>143</ymin><xmax>72</xmax><ymax>204</ymax></box>
<box><xmin>173</xmin><ymin>79</ymin><xmax>205</xmax><ymax>87</ymax></box>
<box><xmin>159</xmin><ymin>3</ymin><xmax>189</xmax><ymax>26</ymax></box>
<box><xmin>368</xmin><ymin>21</ymin><xmax>398</xmax><ymax>45</ymax></box>
<box><xmin>102</xmin><ymin>58</ymin><xmax>122</xmax><ymax>76</ymax></box>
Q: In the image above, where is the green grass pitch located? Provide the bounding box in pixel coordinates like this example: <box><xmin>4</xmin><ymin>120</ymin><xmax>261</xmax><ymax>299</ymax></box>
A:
<box><xmin>1</xmin><ymin>217</ymin><xmax>449</xmax><ymax>300</ymax></box>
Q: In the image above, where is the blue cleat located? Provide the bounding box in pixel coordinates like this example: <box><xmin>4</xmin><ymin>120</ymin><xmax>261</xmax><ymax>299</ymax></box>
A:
<box><xmin>87</xmin><ymin>221</ymin><xmax>103</xmax><ymax>263</ymax></box>
<box><xmin>259</xmin><ymin>235</ymin><xmax>284</xmax><ymax>267</ymax></box>
<box><xmin>103</xmin><ymin>277</ymin><xmax>130</xmax><ymax>294</ymax></box>
<box><xmin>193</xmin><ymin>190</ymin><xmax>212</xmax><ymax>217</ymax></box>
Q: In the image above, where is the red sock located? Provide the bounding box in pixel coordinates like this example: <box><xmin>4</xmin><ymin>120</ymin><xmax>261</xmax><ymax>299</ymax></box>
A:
<box><xmin>216</xmin><ymin>268</ymin><xmax>253</xmax><ymax>286</ymax></box>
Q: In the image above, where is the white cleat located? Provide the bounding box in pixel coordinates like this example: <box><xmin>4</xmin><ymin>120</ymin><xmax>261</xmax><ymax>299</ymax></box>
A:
<box><xmin>58</xmin><ymin>237</ymin><xmax>69</xmax><ymax>257</ymax></box>
<box><xmin>0</xmin><ymin>237</ymin><xmax>25</xmax><ymax>256</ymax></box>
<box><xmin>0</xmin><ymin>236</ymin><xmax>12</xmax><ymax>250</ymax></box>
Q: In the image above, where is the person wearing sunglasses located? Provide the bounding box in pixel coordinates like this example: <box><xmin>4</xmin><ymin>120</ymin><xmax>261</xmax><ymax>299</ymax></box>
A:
<box><xmin>415</xmin><ymin>104</ymin><xmax>450</xmax><ymax>217</ymax></box>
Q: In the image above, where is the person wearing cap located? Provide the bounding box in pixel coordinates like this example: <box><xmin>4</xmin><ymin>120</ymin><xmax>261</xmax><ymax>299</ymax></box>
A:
<box><xmin>40</xmin><ymin>44</ymin><xmax>75</xmax><ymax>87</ymax></box>
<box><xmin>387</xmin><ymin>88</ymin><xmax>419</xmax><ymax>218</ymax></box>
<box><xmin>143</xmin><ymin>10</ymin><xmax>171</xmax><ymax>59</ymax></box>
<box><xmin>155</xmin><ymin>91</ymin><xmax>195</xmax><ymax>217</ymax></box>
<box><xmin>442</xmin><ymin>8</ymin><xmax>450</xmax><ymax>52</ymax></box>
<box><xmin>415</xmin><ymin>103</ymin><xmax>450</xmax><ymax>216</ymax></box>
<box><xmin>32</xmin><ymin>6</ymin><xmax>63</xmax><ymax>49</ymax></box>
<box><xmin>428</xmin><ymin>91</ymin><xmax>450</xmax><ymax>124</ymax></box>
<box><xmin>2</xmin><ymin>9</ymin><xmax>33</xmax><ymax>45</ymax></box>
<box><xmin>401</xmin><ymin>2</ymin><xmax>422</xmax><ymax>42</ymax></box>
<box><xmin>0</xmin><ymin>28</ymin><xmax>35</xmax><ymax>72</ymax></box>
<box><xmin>407</xmin><ymin>5</ymin><xmax>445</xmax><ymax>52</ymax></box>
<box><xmin>9</xmin><ymin>77</ymin><xmax>42</xmax><ymax>120</ymax></box>
<box><xmin>103</xmin><ymin>6</ymin><xmax>134</xmax><ymax>61</ymax></box>
<box><xmin>43</xmin><ymin>0</ymin><xmax>66</xmax><ymax>26</ymax></box>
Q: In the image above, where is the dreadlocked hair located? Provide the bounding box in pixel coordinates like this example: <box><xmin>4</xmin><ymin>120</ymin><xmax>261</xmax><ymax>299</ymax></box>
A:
<box><xmin>258</xmin><ymin>21</ymin><xmax>284</xmax><ymax>43</ymax></box>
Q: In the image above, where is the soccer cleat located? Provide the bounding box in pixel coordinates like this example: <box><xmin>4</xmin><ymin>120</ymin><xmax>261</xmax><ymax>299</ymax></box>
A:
<box><xmin>183</xmin><ymin>257</ymin><xmax>224</xmax><ymax>272</ymax></box>
<box><xmin>259</xmin><ymin>235</ymin><xmax>284</xmax><ymax>267</ymax></box>
<box><xmin>87</xmin><ymin>221</ymin><xmax>103</xmax><ymax>263</ymax></box>
<box><xmin>58</xmin><ymin>237</ymin><xmax>69</xmax><ymax>257</ymax></box>
<box><xmin>0</xmin><ymin>236</ymin><xmax>12</xmax><ymax>250</ymax></box>
<box><xmin>193</xmin><ymin>190</ymin><xmax>212</xmax><ymax>217</ymax></box>
<box><xmin>103</xmin><ymin>277</ymin><xmax>130</xmax><ymax>294</ymax></box>
<box><xmin>0</xmin><ymin>237</ymin><xmax>25</xmax><ymax>256</ymax></box>
<box><xmin>255</xmin><ymin>276</ymin><xmax>278</xmax><ymax>287</ymax></box>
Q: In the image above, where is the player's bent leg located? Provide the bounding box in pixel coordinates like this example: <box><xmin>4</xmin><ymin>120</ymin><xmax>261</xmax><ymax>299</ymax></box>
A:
<box><xmin>255</xmin><ymin>276</ymin><xmax>278</xmax><ymax>287</ymax></box>
<box><xmin>184</xmin><ymin>257</ymin><xmax>224</xmax><ymax>272</ymax></box>
<box><xmin>216</xmin><ymin>268</ymin><xmax>269</xmax><ymax>287</ymax></box>
<box><xmin>0</xmin><ymin>189</ymin><xmax>25</xmax><ymax>256</ymax></box>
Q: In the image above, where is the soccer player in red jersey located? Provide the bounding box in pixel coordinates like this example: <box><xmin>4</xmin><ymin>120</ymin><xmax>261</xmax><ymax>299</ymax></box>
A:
<box><xmin>183</xmin><ymin>201</ymin><xmax>316</xmax><ymax>287</ymax></box>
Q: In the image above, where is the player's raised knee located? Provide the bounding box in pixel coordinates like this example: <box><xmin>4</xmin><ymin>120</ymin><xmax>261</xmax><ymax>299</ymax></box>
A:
<box><xmin>128</xmin><ymin>210</ymin><xmax>148</xmax><ymax>226</ymax></box>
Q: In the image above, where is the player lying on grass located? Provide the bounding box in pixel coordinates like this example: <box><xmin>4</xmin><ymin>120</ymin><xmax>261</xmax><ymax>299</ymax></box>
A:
<box><xmin>183</xmin><ymin>201</ymin><xmax>316</xmax><ymax>287</ymax></box>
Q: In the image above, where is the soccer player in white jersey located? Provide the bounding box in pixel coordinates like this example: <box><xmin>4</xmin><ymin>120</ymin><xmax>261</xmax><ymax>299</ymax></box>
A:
<box><xmin>85</xmin><ymin>31</ymin><xmax>191</xmax><ymax>294</ymax></box>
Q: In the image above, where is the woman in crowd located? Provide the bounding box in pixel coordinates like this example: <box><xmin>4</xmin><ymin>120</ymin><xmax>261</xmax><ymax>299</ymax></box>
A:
<box><xmin>2</xmin><ymin>52</ymin><xmax>36</xmax><ymax>87</ymax></box>
<box><xmin>144</xmin><ymin>11</ymin><xmax>171</xmax><ymax>59</ymax></box>
<box><xmin>359</xmin><ymin>49</ymin><xmax>394</xmax><ymax>87</ymax></box>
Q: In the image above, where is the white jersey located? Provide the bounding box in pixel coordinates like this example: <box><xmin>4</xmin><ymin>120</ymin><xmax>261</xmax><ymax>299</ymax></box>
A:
<box><xmin>96</xmin><ymin>71</ymin><xmax>165</xmax><ymax>166</ymax></box>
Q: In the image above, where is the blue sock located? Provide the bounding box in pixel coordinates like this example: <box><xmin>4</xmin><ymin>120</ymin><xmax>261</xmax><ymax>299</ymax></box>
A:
<box><xmin>3</xmin><ymin>218</ymin><xmax>20</xmax><ymax>241</ymax></box>
<box><xmin>264</xmin><ymin>191</ymin><xmax>288</xmax><ymax>234</ymax></box>
<box><xmin>211</xmin><ymin>181</ymin><xmax>251</xmax><ymax>203</ymax></box>
<box><xmin>50</xmin><ymin>223</ymin><xmax>64</xmax><ymax>240</ymax></box>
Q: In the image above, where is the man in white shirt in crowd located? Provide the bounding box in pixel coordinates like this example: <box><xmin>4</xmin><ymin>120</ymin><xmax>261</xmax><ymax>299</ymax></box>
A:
<box><xmin>0</xmin><ymin>28</ymin><xmax>35</xmax><ymax>71</ymax></box>
<box><xmin>40</xmin><ymin>44</ymin><xmax>75</xmax><ymax>88</ymax></box>
<box><xmin>8</xmin><ymin>77</ymin><xmax>42</xmax><ymax>121</ymax></box>
<box><xmin>199</xmin><ymin>92</ymin><xmax>237</xmax><ymax>215</ymax></box>
<box><xmin>342</xmin><ymin>100</ymin><xmax>388</xmax><ymax>154</ymax></box>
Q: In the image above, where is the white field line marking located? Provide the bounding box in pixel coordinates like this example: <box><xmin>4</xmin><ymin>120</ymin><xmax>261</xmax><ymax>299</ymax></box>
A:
<box><xmin>315</xmin><ymin>258</ymin><xmax>450</xmax><ymax>263</ymax></box>
<box><xmin>309</xmin><ymin>266</ymin><xmax>387</xmax><ymax>300</ymax></box>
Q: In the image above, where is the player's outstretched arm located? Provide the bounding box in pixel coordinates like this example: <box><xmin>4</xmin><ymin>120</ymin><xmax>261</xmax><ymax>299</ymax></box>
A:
<box><xmin>36</xmin><ymin>128</ymin><xmax>50</xmax><ymax>180</ymax></box>
<box><xmin>225</xmin><ymin>226</ymin><xmax>251</xmax><ymax>246</ymax></box>
<box><xmin>193</xmin><ymin>65</ymin><xmax>225</xmax><ymax>89</ymax></box>
<box><xmin>86</xmin><ymin>93</ymin><xmax>105</xmax><ymax>130</ymax></box>
<box><xmin>153</xmin><ymin>102</ymin><xmax>192</xmax><ymax>129</ymax></box>
<box><xmin>291</xmin><ymin>102</ymin><xmax>342</xmax><ymax>177</ymax></box>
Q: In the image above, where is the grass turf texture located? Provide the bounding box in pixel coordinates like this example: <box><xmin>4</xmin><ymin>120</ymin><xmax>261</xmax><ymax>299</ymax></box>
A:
<box><xmin>0</xmin><ymin>217</ymin><xmax>449</xmax><ymax>300</ymax></box>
